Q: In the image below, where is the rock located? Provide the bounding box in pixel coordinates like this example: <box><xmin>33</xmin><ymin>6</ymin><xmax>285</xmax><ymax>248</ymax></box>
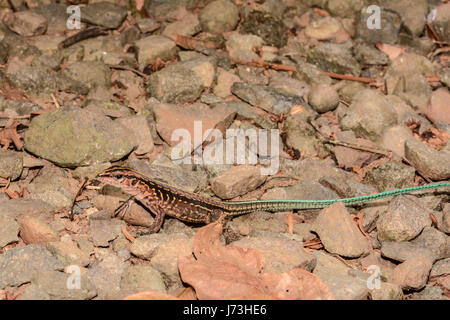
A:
<box><xmin>411</xmin><ymin>227</ymin><xmax>449</xmax><ymax>261</ymax></box>
<box><xmin>312</xmin><ymin>202</ymin><xmax>370</xmax><ymax>258</ymax></box>
<box><xmin>377</xmin><ymin>195</ymin><xmax>431</xmax><ymax>242</ymax></box>
<box><xmin>181</xmin><ymin>57</ymin><xmax>216</xmax><ymax>88</ymax></box>
<box><xmin>7</xmin><ymin>66</ymin><xmax>57</xmax><ymax>96</ymax></box>
<box><xmin>356</xmin><ymin>6</ymin><xmax>401</xmax><ymax>44</ymax></box>
<box><xmin>293</xmin><ymin>60</ymin><xmax>333</xmax><ymax>86</ymax></box>
<box><xmin>232</xmin><ymin>232</ymin><xmax>316</xmax><ymax>274</ymax></box>
<box><xmin>427</xmin><ymin>88</ymin><xmax>450</xmax><ymax>124</ymax></box>
<box><xmin>443</xmin><ymin>204</ymin><xmax>450</xmax><ymax>234</ymax></box>
<box><xmin>147</xmin><ymin>64</ymin><xmax>204</xmax><ymax>104</ymax></box>
<box><xmin>162</xmin><ymin>13</ymin><xmax>201</xmax><ymax>40</ymax></box>
<box><xmin>89</xmin><ymin>219</ymin><xmax>125</xmax><ymax>247</ymax></box>
<box><xmin>0</xmin><ymin>149</ymin><xmax>22</xmax><ymax>180</ymax></box>
<box><xmin>30</xmin><ymin>3</ymin><xmax>67</xmax><ymax>35</ymax></box>
<box><xmin>134</xmin><ymin>35</ymin><xmax>177</xmax><ymax>65</ymax></box>
<box><xmin>0</xmin><ymin>244</ymin><xmax>63</xmax><ymax>289</ymax></box>
<box><xmin>229</xmin><ymin>211</ymin><xmax>291</xmax><ymax>236</ymax></box>
<box><xmin>31</xmin><ymin>270</ymin><xmax>96</xmax><ymax>300</ymax></box>
<box><xmin>241</xmin><ymin>11</ymin><xmax>288</xmax><ymax>47</ymax></box>
<box><xmin>136</xmin><ymin>18</ymin><xmax>160</xmax><ymax>33</ymax></box>
<box><xmin>360</xmin><ymin>250</ymin><xmax>396</xmax><ymax>281</ymax></box>
<box><xmin>319</xmin><ymin>176</ymin><xmax>378</xmax><ymax>199</ymax></box>
<box><xmin>153</xmin><ymin>102</ymin><xmax>235</xmax><ymax>151</ymax></box>
<box><xmin>353</xmin><ymin>41</ymin><xmax>389</xmax><ymax>65</ymax></box>
<box><xmin>210</xmin><ymin>165</ymin><xmax>266</xmax><ymax>199</ymax></box>
<box><xmin>130</xmin><ymin>233</ymin><xmax>193</xmax><ymax>286</ymax></box>
<box><xmin>80</xmin><ymin>2</ymin><xmax>127</xmax><ymax>29</ymax></box>
<box><xmin>392</xmin><ymin>256</ymin><xmax>433</xmax><ymax>290</ymax></box>
<box><xmin>60</xmin><ymin>61</ymin><xmax>111</xmax><ymax>90</ymax></box>
<box><xmin>429</xmin><ymin>2</ymin><xmax>450</xmax><ymax>43</ymax></box>
<box><xmin>312</xmin><ymin>251</ymin><xmax>368</xmax><ymax>300</ymax></box>
<box><xmin>340</xmin><ymin>89</ymin><xmax>397</xmax><ymax>141</ymax></box>
<box><xmin>226</xmin><ymin>34</ymin><xmax>264</xmax><ymax>61</ymax></box>
<box><xmin>213</xmin><ymin>68</ymin><xmax>241</xmax><ymax>98</ymax></box>
<box><xmin>430</xmin><ymin>258</ymin><xmax>450</xmax><ymax>278</ymax></box>
<box><xmin>17</xmin><ymin>284</ymin><xmax>50</xmax><ymax>300</ymax></box>
<box><xmin>120</xmin><ymin>265</ymin><xmax>167</xmax><ymax>294</ymax></box>
<box><xmin>363</xmin><ymin>161</ymin><xmax>415</xmax><ymax>191</ymax></box>
<box><xmin>308</xmin><ymin>84</ymin><xmax>339</xmax><ymax>113</ymax></box>
<box><xmin>46</xmin><ymin>239</ymin><xmax>90</xmax><ymax>267</ymax></box>
<box><xmin>304</xmin><ymin>16</ymin><xmax>344</xmax><ymax>41</ymax></box>
<box><xmin>4</xmin><ymin>11</ymin><xmax>47</xmax><ymax>37</ymax></box>
<box><xmin>0</xmin><ymin>198</ymin><xmax>54</xmax><ymax>218</ymax></box>
<box><xmin>384</xmin><ymin>0</ymin><xmax>428</xmax><ymax>37</ymax></box>
<box><xmin>381</xmin><ymin>241</ymin><xmax>436</xmax><ymax>263</ymax></box>
<box><xmin>410</xmin><ymin>285</ymin><xmax>448</xmax><ymax>300</ymax></box>
<box><xmin>18</xmin><ymin>217</ymin><xmax>58</xmax><ymax>245</ymax></box>
<box><xmin>369</xmin><ymin>282</ymin><xmax>403</xmax><ymax>300</ymax></box>
<box><xmin>307</xmin><ymin>42</ymin><xmax>361</xmax><ymax>76</ymax></box>
<box><xmin>326</xmin><ymin>0</ymin><xmax>365</xmax><ymax>18</ymax></box>
<box><xmin>381</xmin><ymin>125</ymin><xmax>415</xmax><ymax>159</ymax></box>
<box><xmin>199</xmin><ymin>0</ymin><xmax>239</xmax><ymax>33</ymax></box>
<box><xmin>24</xmin><ymin>106</ymin><xmax>135</xmax><ymax>167</ymax></box>
<box><xmin>404</xmin><ymin>138</ymin><xmax>450</xmax><ymax>180</ymax></box>
<box><xmin>116</xmin><ymin>115</ymin><xmax>154</xmax><ymax>155</ymax></box>
<box><xmin>0</xmin><ymin>212</ymin><xmax>19</xmax><ymax>248</ymax></box>
<box><xmin>86</xmin><ymin>253</ymin><xmax>126</xmax><ymax>299</ymax></box>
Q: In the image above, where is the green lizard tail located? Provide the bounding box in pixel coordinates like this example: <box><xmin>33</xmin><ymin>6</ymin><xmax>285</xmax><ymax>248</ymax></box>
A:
<box><xmin>222</xmin><ymin>182</ymin><xmax>450</xmax><ymax>214</ymax></box>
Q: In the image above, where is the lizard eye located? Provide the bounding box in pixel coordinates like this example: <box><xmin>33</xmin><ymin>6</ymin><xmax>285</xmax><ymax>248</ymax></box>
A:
<box><xmin>115</xmin><ymin>174</ymin><xmax>123</xmax><ymax>179</ymax></box>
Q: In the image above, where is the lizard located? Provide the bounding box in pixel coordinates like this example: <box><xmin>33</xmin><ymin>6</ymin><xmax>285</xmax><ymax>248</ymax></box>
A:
<box><xmin>96</xmin><ymin>166</ymin><xmax>450</xmax><ymax>234</ymax></box>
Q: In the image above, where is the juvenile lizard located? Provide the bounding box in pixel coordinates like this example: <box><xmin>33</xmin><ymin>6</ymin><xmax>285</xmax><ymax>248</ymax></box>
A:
<box><xmin>96</xmin><ymin>166</ymin><xmax>450</xmax><ymax>233</ymax></box>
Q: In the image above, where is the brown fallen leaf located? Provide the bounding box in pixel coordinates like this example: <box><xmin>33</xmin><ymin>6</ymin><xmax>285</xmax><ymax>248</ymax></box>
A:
<box><xmin>375</xmin><ymin>42</ymin><xmax>405</xmax><ymax>60</ymax></box>
<box><xmin>123</xmin><ymin>292</ymin><xmax>179</xmax><ymax>300</ymax></box>
<box><xmin>174</xmin><ymin>34</ymin><xmax>221</xmax><ymax>50</ymax></box>
<box><xmin>0</xmin><ymin>121</ymin><xmax>23</xmax><ymax>150</ymax></box>
<box><xmin>178</xmin><ymin>222</ymin><xmax>334</xmax><ymax>300</ymax></box>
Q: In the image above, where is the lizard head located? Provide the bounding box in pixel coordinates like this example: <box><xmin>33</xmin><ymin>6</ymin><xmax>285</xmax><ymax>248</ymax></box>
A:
<box><xmin>96</xmin><ymin>166</ymin><xmax>134</xmax><ymax>187</ymax></box>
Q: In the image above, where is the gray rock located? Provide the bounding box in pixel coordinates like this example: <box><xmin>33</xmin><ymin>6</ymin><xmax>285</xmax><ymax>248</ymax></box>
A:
<box><xmin>147</xmin><ymin>64</ymin><xmax>204</xmax><ymax>104</ymax></box>
<box><xmin>405</xmin><ymin>138</ymin><xmax>450</xmax><ymax>180</ymax></box>
<box><xmin>0</xmin><ymin>149</ymin><xmax>22</xmax><ymax>180</ymax></box>
<box><xmin>0</xmin><ymin>244</ymin><xmax>63</xmax><ymax>289</ymax></box>
<box><xmin>87</xmin><ymin>253</ymin><xmax>126</xmax><ymax>299</ymax></box>
<box><xmin>120</xmin><ymin>265</ymin><xmax>167</xmax><ymax>294</ymax></box>
<box><xmin>430</xmin><ymin>258</ymin><xmax>450</xmax><ymax>277</ymax></box>
<box><xmin>384</xmin><ymin>0</ymin><xmax>428</xmax><ymax>37</ymax></box>
<box><xmin>410</xmin><ymin>285</ymin><xmax>448</xmax><ymax>300</ymax></box>
<box><xmin>392</xmin><ymin>256</ymin><xmax>433</xmax><ymax>290</ymax></box>
<box><xmin>312</xmin><ymin>202</ymin><xmax>370</xmax><ymax>258</ymax></box>
<box><xmin>46</xmin><ymin>239</ymin><xmax>90</xmax><ymax>267</ymax></box>
<box><xmin>340</xmin><ymin>89</ymin><xmax>398</xmax><ymax>141</ymax></box>
<box><xmin>16</xmin><ymin>284</ymin><xmax>50</xmax><ymax>300</ymax></box>
<box><xmin>4</xmin><ymin>11</ymin><xmax>47</xmax><ymax>37</ymax></box>
<box><xmin>363</xmin><ymin>161</ymin><xmax>415</xmax><ymax>192</ymax></box>
<box><xmin>231</xmin><ymin>82</ymin><xmax>307</xmax><ymax>115</ymax></box>
<box><xmin>226</xmin><ymin>34</ymin><xmax>264</xmax><ymax>61</ymax></box>
<box><xmin>60</xmin><ymin>61</ymin><xmax>111</xmax><ymax>90</ymax></box>
<box><xmin>18</xmin><ymin>216</ymin><xmax>59</xmax><ymax>245</ymax></box>
<box><xmin>443</xmin><ymin>204</ymin><xmax>450</xmax><ymax>234</ymax></box>
<box><xmin>211</xmin><ymin>165</ymin><xmax>266</xmax><ymax>199</ymax></box>
<box><xmin>308</xmin><ymin>84</ymin><xmax>339</xmax><ymax>113</ymax></box>
<box><xmin>89</xmin><ymin>219</ymin><xmax>125</xmax><ymax>247</ymax></box>
<box><xmin>199</xmin><ymin>0</ymin><xmax>239</xmax><ymax>33</ymax></box>
<box><xmin>24</xmin><ymin>106</ymin><xmax>135</xmax><ymax>167</ymax></box>
<box><xmin>31</xmin><ymin>270</ymin><xmax>96</xmax><ymax>300</ymax></box>
<box><xmin>24</xmin><ymin>165</ymin><xmax>78</xmax><ymax>209</ymax></box>
<box><xmin>136</xmin><ymin>18</ymin><xmax>160</xmax><ymax>33</ymax></box>
<box><xmin>232</xmin><ymin>232</ymin><xmax>316</xmax><ymax>274</ymax></box>
<box><xmin>80</xmin><ymin>2</ymin><xmax>127</xmax><ymax>29</ymax></box>
<box><xmin>377</xmin><ymin>195</ymin><xmax>431</xmax><ymax>242</ymax></box>
<box><xmin>134</xmin><ymin>35</ymin><xmax>177</xmax><ymax>65</ymax></box>
<box><xmin>353</xmin><ymin>41</ymin><xmax>389</xmax><ymax>65</ymax></box>
<box><xmin>130</xmin><ymin>233</ymin><xmax>193</xmax><ymax>286</ymax></box>
<box><xmin>7</xmin><ymin>66</ymin><xmax>57</xmax><ymax>96</ymax></box>
<box><xmin>319</xmin><ymin>176</ymin><xmax>377</xmax><ymax>199</ymax></box>
<box><xmin>381</xmin><ymin>241</ymin><xmax>436</xmax><ymax>263</ymax></box>
<box><xmin>163</xmin><ymin>13</ymin><xmax>201</xmax><ymax>40</ymax></box>
<box><xmin>369</xmin><ymin>282</ymin><xmax>403</xmax><ymax>300</ymax></box>
<box><xmin>0</xmin><ymin>198</ymin><xmax>54</xmax><ymax>218</ymax></box>
<box><xmin>116</xmin><ymin>115</ymin><xmax>154</xmax><ymax>155</ymax></box>
<box><xmin>312</xmin><ymin>251</ymin><xmax>368</xmax><ymax>300</ymax></box>
<box><xmin>0</xmin><ymin>212</ymin><xmax>19</xmax><ymax>248</ymax></box>
<box><xmin>307</xmin><ymin>42</ymin><xmax>361</xmax><ymax>76</ymax></box>
<box><xmin>411</xmin><ymin>227</ymin><xmax>449</xmax><ymax>261</ymax></box>
<box><xmin>241</xmin><ymin>11</ymin><xmax>287</xmax><ymax>47</ymax></box>
<box><xmin>356</xmin><ymin>6</ymin><xmax>401</xmax><ymax>44</ymax></box>
<box><xmin>429</xmin><ymin>2</ymin><xmax>450</xmax><ymax>43</ymax></box>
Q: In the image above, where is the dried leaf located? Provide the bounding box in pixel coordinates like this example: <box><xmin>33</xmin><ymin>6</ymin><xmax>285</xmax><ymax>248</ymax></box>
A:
<box><xmin>174</xmin><ymin>34</ymin><xmax>221</xmax><ymax>50</ymax></box>
<box><xmin>123</xmin><ymin>292</ymin><xmax>179</xmax><ymax>300</ymax></box>
<box><xmin>0</xmin><ymin>121</ymin><xmax>23</xmax><ymax>150</ymax></box>
<box><xmin>375</xmin><ymin>42</ymin><xmax>405</xmax><ymax>60</ymax></box>
<box><xmin>178</xmin><ymin>222</ymin><xmax>334</xmax><ymax>300</ymax></box>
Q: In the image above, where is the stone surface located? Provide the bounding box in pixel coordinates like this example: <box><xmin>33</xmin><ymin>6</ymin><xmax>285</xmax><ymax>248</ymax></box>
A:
<box><xmin>24</xmin><ymin>106</ymin><xmax>135</xmax><ymax>167</ymax></box>
<box><xmin>226</xmin><ymin>34</ymin><xmax>264</xmax><ymax>61</ymax></box>
<box><xmin>18</xmin><ymin>216</ymin><xmax>59</xmax><ymax>245</ymax></box>
<box><xmin>46</xmin><ymin>239</ymin><xmax>90</xmax><ymax>267</ymax></box>
<box><xmin>0</xmin><ymin>149</ymin><xmax>23</xmax><ymax>180</ymax></box>
<box><xmin>392</xmin><ymin>256</ymin><xmax>433</xmax><ymax>290</ymax></box>
<box><xmin>134</xmin><ymin>35</ymin><xmax>177</xmax><ymax>65</ymax></box>
<box><xmin>0</xmin><ymin>245</ymin><xmax>63</xmax><ymax>289</ymax></box>
<box><xmin>80</xmin><ymin>2</ymin><xmax>127</xmax><ymax>29</ymax></box>
<box><xmin>312</xmin><ymin>202</ymin><xmax>370</xmax><ymax>258</ymax></box>
<box><xmin>199</xmin><ymin>0</ymin><xmax>239</xmax><ymax>33</ymax></box>
<box><xmin>308</xmin><ymin>84</ymin><xmax>339</xmax><ymax>113</ymax></box>
<box><xmin>120</xmin><ymin>265</ymin><xmax>167</xmax><ymax>294</ymax></box>
<box><xmin>377</xmin><ymin>195</ymin><xmax>431</xmax><ymax>242</ymax></box>
<box><xmin>4</xmin><ymin>11</ymin><xmax>47</xmax><ymax>37</ymax></box>
<box><xmin>60</xmin><ymin>61</ymin><xmax>111</xmax><ymax>90</ymax></box>
<box><xmin>0</xmin><ymin>212</ymin><xmax>19</xmax><ymax>248</ymax></box>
